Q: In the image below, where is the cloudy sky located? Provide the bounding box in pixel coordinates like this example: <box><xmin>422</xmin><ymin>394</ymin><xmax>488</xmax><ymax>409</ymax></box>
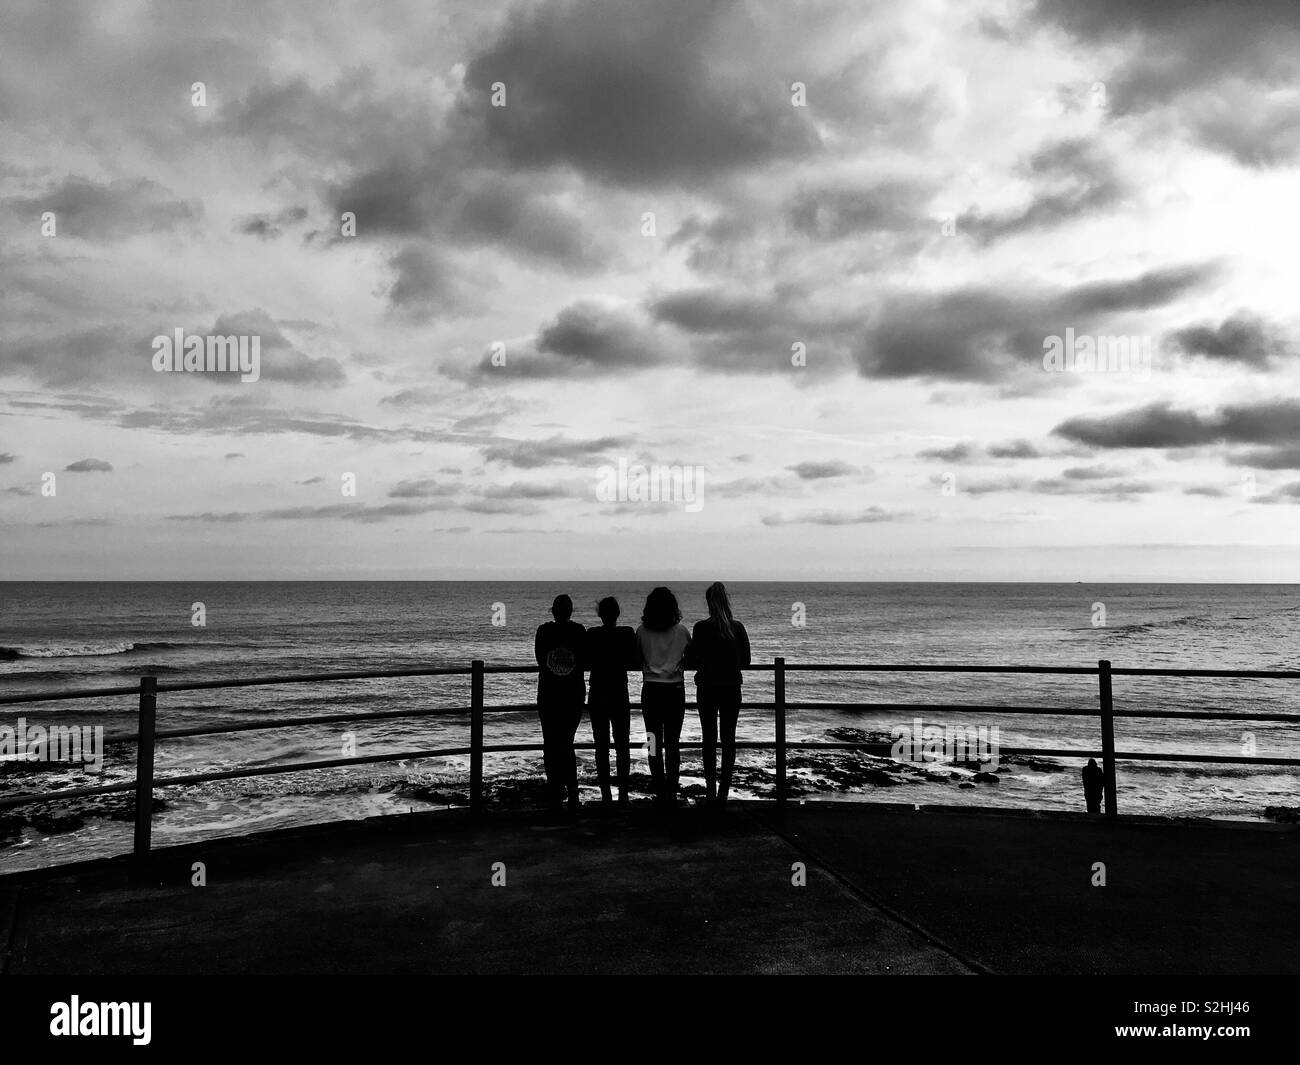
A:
<box><xmin>2</xmin><ymin>0</ymin><xmax>1299</xmax><ymax>580</ymax></box>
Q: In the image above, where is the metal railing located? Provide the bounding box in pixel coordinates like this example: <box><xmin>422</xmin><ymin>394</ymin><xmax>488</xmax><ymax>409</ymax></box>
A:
<box><xmin>2</xmin><ymin>657</ymin><xmax>1298</xmax><ymax>860</ymax></box>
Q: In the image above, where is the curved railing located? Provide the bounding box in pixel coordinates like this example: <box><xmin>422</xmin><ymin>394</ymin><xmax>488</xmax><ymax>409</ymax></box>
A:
<box><xmin>2</xmin><ymin>658</ymin><xmax>1298</xmax><ymax>859</ymax></box>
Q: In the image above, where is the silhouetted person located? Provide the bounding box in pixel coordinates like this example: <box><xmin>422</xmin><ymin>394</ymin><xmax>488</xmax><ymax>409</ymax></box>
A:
<box><xmin>585</xmin><ymin>596</ymin><xmax>638</xmax><ymax>805</ymax></box>
<box><xmin>690</xmin><ymin>582</ymin><xmax>751</xmax><ymax>804</ymax></box>
<box><xmin>534</xmin><ymin>594</ymin><xmax>585</xmax><ymax>811</ymax></box>
<box><xmin>635</xmin><ymin>586</ymin><xmax>691</xmax><ymax>811</ymax></box>
<box><xmin>1082</xmin><ymin>757</ymin><xmax>1105</xmax><ymax>814</ymax></box>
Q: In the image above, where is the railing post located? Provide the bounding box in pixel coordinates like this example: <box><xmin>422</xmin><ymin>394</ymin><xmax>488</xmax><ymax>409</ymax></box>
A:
<box><xmin>133</xmin><ymin>675</ymin><xmax>157</xmax><ymax>858</ymax></box>
<box><xmin>1098</xmin><ymin>659</ymin><xmax>1117</xmax><ymax>818</ymax></box>
<box><xmin>470</xmin><ymin>660</ymin><xmax>484</xmax><ymax>814</ymax></box>
<box><xmin>775</xmin><ymin>656</ymin><xmax>786</xmax><ymax>804</ymax></box>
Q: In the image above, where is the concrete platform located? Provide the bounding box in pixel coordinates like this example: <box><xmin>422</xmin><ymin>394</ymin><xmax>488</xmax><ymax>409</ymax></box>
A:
<box><xmin>1</xmin><ymin>801</ymin><xmax>1293</xmax><ymax>974</ymax></box>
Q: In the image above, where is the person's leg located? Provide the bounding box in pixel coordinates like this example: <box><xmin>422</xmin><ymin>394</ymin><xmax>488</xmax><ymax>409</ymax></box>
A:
<box><xmin>611</xmin><ymin>698</ymin><xmax>631</xmax><ymax>803</ymax></box>
<box><xmin>590</xmin><ymin>697</ymin><xmax>612</xmax><ymax>802</ymax></box>
<box><xmin>662</xmin><ymin>684</ymin><xmax>685</xmax><ymax>806</ymax></box>
<box><xmin>538</xmin><ymin>708</ymin><xmax>561</xmax><ymax>808</ymax></box>
<box><xmin>565</xmin><ymin>701</ymin><xmax>582</xmax><ymax>807</ymax></box>
<box><xmin>718</xmin><ymin>686</ymin><xmax>741</xmax><ymax>803</ymax></box>
<box><xmin>641</xmin><ymin>685</ymin><xmax>665</xmax><ymax>800</ymax></box>
<box><xmin>697</xmin><ymin>685</ymin><xmax>719</xmax><ymax>801</ymax></box>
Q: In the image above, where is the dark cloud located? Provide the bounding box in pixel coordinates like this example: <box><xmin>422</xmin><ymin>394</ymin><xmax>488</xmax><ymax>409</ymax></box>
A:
<box><xmin>482</xmin><ymin>434</ymin><xmax>627</xmax><ymax>468</ymax></box>
<box><xmin>206</xmin><ymin>309</ymin><xmax>347</xmax><ymax>386</ymax></box>
<box><xmin>786</xmin><ymin>460</ymin><xmax>859</xmax><ymax>480</ymax></box>
<box><xmin>473</xmin><ymin>303</ymin><xmax>671</xmax><ymax>378</ymax></box>
<box><xmin>1228</xmin><ymin>446</ymin><xmax>1300</xmax><ymax>470</ymax></box>
<box><xmin>1256</xmin><ymin>481</ymin><xmax>1300</xmax><ymax>504</ymax></box>
<box><xmin>64</xmin><ymin>457</ymin><xmax>112</xmax><ymax>472</ymax></box>
<box><xmin>762</xmin><ymin>506</ymin><xmax>906</xmax><ymax>526</ymax></box>
<box><xmin>462</xmin><ymin>498</ymin><xmax>544</xmax><ymax>515</ymax></box>
<box><xmin>858</xmin><ymin>263</ymin><xmax>1218</xmax><ymax>381</ymax></box>
<box><xmin>388</xmin><ymin>479</ymin><xmax>460</xmax><ymax>499</ymax></box>
<box><xmin>381</xmin><ymin>387</ymin><xmax>444</xmax><ymax>408</ymax></box>
<box><xmin>233</xmin><ymin>205</ymin><xmax>308</xmax><ymax>239</ymax></box>
<box><xmin>918</xmin><ymin>442</ymin><xmax>976</xmax><ymax>463</ymax></box>
<box><xmin>650</xmin><ymin>288</ymin><xmax>785</xmax><ymax>335</ymax></box>
<box><xmin>383</xmin><ymin>244</ymin><xmax>467</xmax><ymax>321</ymax></box>
<box><xmin>960</xmin><ymin>139</ymin><xmax>1126</xmax><ymax>244</ymax></box>
<box><xmin>787</xmin><ymin>181</ymin><xmax>928</xmax><ymax>240</ymax></box>
<box><xmin>536</xmin><ymin>302</ymin><xmax>667</xmax><ymax>368</ymax></box>
<box><xmin>1164</xmin><ymin>312</ymin><xmax>1291</xmax><ymax>367</ymax></box>
<box><xmin>482</xmin><ymin>482</ymin><xmax>572</xmax><ymax>500</ymax></box>
<box><xmin>1028</xmin><ymin>0</ymin><xmax>1300</xmax><ymax>164</ymax></box>
<box><xmin>1053</xmin><ymin>398</ymin><xmax>1300</xmax><ymax>450</ymax></box>
<box><xmin>261</xmin><ymin>500</ymin><xmax>455</xmax><ymax>523</ymax></box>
<box><xmin>0</xmin><ymin>453</ymin><xmax>15</xmax><ymax>463</ymax></box>
<box><xmin>458</xmin><ymin>0</ymin><xmax>820</xmax><ymax>187</ymax></box>
<box><xmin>328</xmin><ymin>157</ymin><xmax>609</xmax><ymax>270</ymax></box>
<box><xmin>4</xmin><ymin>175</ymin><xmax>200</xmax><ymax>240</ymax></box>
<box><xmin>959</xmin><ymin>472</ymin><xmax>1155</xmax><ymax>499</ymax></box>
<box><xmin>646</xmin><ymin>284</ymin><xmax>857</xmax><ymax>374</ymax></box>
<box><xmin>166</xmin><ymin>511</ymin><xmax>248</xmax><ymax>523</ymax></box>
<box><xmin>987</xmin><ymin>440</ymin><xmax>1044</xmax><ymax>459</ymax></box>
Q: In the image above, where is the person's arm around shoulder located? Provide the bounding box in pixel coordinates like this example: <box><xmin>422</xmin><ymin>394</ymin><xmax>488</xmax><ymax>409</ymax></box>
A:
<box><xmin>623</xmin><ymin>626</ymin><xmax>641</xmax><ymax>670</ymax></box>
<box><xmin>535</xmin><ymin>623</ymin><xmax>547</xmax><ymax>669</ymax></box>
<box><xmin>684</xmin><ymin>621</ymin><xmax>704</xmax><ymax>671</ymax></box>
<box><xmin>736</xmin><ymin>620</ymin><xmax>752</xmax><ymax>669</ymax></box>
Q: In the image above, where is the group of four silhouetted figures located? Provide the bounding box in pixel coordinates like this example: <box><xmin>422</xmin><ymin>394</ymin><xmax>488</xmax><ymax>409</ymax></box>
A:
<box><xmin>534</xmin><ymin>582</ymin><xmax>751</xmax><ymax>811</ymax></box>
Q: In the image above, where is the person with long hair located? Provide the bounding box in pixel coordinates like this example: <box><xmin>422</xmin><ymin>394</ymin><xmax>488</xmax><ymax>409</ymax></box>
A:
<box><xmin>635</xmin><ymin>586</ymin><xmax>691</xmax><ymax>810</ymax></box>
<box><xmin>691</xmin><ymin>582</ymin><xmax>751</xmax><ymax>804</ymax></box>
<box><xmin>534</xmin><ymin>594</ymin><xmax>586</xmax><ymax>812</ymax></box>
<box><xmin>584</xmin><ymin>596</ymin><xmax>638</xmax><ymax>805</ymax></box>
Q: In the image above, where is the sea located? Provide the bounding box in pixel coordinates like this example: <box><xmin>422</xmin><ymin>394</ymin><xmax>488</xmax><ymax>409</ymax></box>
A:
<box><xmin>2</xmin><ymin>582</ymin><xmax>1298</xmax><ymax>872</ymax></box>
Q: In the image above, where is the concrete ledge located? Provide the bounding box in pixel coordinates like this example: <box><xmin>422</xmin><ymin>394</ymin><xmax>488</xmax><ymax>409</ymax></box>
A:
<box><xmin>2</xmin><ymin>801</ymin><xmax>1293</xmax><ymax>974</ymax></box>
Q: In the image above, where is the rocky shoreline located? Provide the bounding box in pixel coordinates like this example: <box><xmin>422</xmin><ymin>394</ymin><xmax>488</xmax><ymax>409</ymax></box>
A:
<box><xmin>3</xmin><ymin>724</ymin><xmax>1295</xmax><ymax>852</ymax></box>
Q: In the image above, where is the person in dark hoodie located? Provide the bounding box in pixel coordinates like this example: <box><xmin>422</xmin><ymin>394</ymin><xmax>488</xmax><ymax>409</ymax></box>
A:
<box><xmin>1082</xmin><ymin>757</ymin><xmax>1105</xmax><ymax>814</ymax></box>
<box><xmin>690</xmin><ymin>582</ymin><xmax>751</xmax><ymax>804</ymax></box>
<box><xmin>534</xmin><ymin>594</ymin><xmax>586</xmax><ymax>811</ymax></box>
<box><xmin>585</xmin><ymin>596</ymin><xmax>639</xmax><ymax>805</ymax></box>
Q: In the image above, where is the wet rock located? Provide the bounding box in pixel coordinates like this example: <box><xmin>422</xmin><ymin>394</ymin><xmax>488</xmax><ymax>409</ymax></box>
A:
<box><xmin>28</xmin><ymin>809</ymin><xmax>85</xmax><ymax>834</ymax></box>
<box><xmin>1263</xmin><ymin>805</ymin><xmax>1300</xmax><ymax>823</ymax></box>
<box><xmin>973</xmin><ymin>772</ymin><xmax>1000</xmax><ymax>784</ymax></box>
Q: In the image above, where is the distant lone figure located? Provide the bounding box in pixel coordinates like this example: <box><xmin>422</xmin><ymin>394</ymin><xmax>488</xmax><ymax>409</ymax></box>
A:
<box><xmin>690</xmin><ymin>582</ymin><xmax>751</xmax><ymax>804</ymax></box>
<box><xmin>535</xmin><ymin>594</ymin><xmax>586</xmax><ymax>812</ymax></box>
<box><xmin>585</xmin><ymin>597</ymin><xmax>639</xmax><ymax>805</ymax></box>
<box><xmin>635</xmin><ymin>586</ymin><xmax>691</xmax><ymax>811</ymax></box>
<box><xmin>1082</xmin><ymin>757</ymin><xmax>1105</xmax><ymax>814</ymax></box>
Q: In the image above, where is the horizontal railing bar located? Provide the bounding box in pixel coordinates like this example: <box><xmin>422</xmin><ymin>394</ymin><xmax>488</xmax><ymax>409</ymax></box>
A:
<box><xmin>1110</xmin><ymin>667</ymin><xmax>1300</xmax><ymax>679</ymax></box>
<box><xmin>153</xmin><ymin>666</ymin><xmax>473</xmax><ymax>692</ymax></box>
<box><xmin>147</xmin><ymin>746</ymin><xmax>476</xmax><ymax>790</ymax></box>
<box><xmin>782</xmin><ymin>702</ymin><xmax>1096</xmax><ymax>715</ymax></box>
<box><xmin>6</xmin><ymin>662</ymin><xmax>1300</xmax><ymax>707</ymax></box>
<box><xmin>1115</xmin><ymin>709</ymin><xmax>1300</xmax><ymax>721</ymax></box>
<box><xmin>775</xmin><ymin>664</ymin><xmax>1099</xmax><ymax>674</ymax></box>
<box><xmin>0</xmin><ymin>779</ymin><xmax>138</xmax><ymax>809</ymax></box>
<box><xmin>152</xmin><ymin>706</ymin><xmax>476</xmax><ymax>740</ymax></box>
<box><xmin>0</xmin><ymin>685</ymin><xmax>143</xmax><ymax>705</ymax></box>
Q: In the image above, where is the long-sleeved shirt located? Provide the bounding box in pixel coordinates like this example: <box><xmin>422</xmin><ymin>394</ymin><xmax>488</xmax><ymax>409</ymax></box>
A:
<box><xmin>534</xmin><ymin>620</ymin><xmax>587</xmax><ymax>704</ymax></box>
<box><xmin>635</xmin><ymin>623</ymin><xmax>691</xmax><ymax>684</ymax></box>
<box><xmin>689</xmin><ymin>617</ymin><xmax>751</xmax><ymax>687</ymax></box>
<box><xmin>585</xmin><ymin>624</ymin><xmax>639</xmax><ymax>696</ymax></box>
